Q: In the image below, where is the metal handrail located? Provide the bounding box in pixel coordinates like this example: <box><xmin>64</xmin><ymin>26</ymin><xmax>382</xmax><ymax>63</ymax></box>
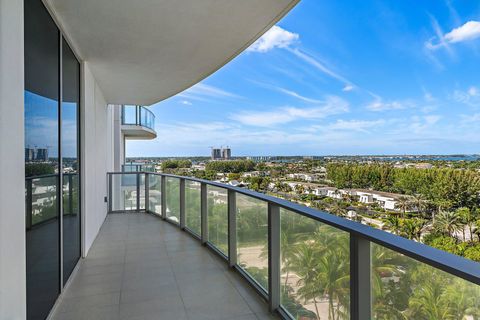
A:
<box><xmin>107</xmin><ymin>171</ymin><xmax>480</xmax><ymax>319</ymax></box>
<box><xmin>108</xmin><ymin>171</ymin><xmax>480</xmax><ymax>284</ymax></box>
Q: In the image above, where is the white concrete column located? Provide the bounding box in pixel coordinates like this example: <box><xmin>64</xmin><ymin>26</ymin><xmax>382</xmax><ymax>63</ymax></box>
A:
<box><xmin>81</xmin><ymin>62</ymin><xmax>114</xmax><ymax>256</ymax></box>
<box><xmin>0</xmin><ymin>0</ymin><xmax>27</xmax><ymax>318</ymax></box>
<box><xmin>112</xmin><ymin>105</ymin><xmax>123</xmax><ymax>172</ymax></box>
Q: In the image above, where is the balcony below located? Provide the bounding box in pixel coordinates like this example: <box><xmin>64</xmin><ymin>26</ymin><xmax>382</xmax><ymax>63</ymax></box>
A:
<box><xmin>122</xmin><ymin>105</ymin><xmax>157</xmax><ymax>140</ymax></box>
<box><xmin>50</xmin><ymin>213</ymin><xmax>276</xmax><ymax>320</ymax></box>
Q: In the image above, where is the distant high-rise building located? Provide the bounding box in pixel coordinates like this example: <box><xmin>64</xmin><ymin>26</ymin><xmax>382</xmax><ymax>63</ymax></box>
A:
<box><xmin>211</xmin><ymin>148</ymin><xmax>222</xmax><ymax>160</ymax></box>
<box><xmin>25</xmin><ymin>148</ymin><xmax>35</xmax><ymax>162</ymax></box>
<box><xmin>211</xmin><ymin>146</ymin><xmax>232</xmax><ymax>160</ymax></box>
<box><xmin>25</xmin><ymin>147</ymin><xmax>49</xmax><ymax>162</ymax></box>
<box><xmin>222</xmin><ymin>147</ymin><xmax>231</xmax><ymax>160</ymax></box>
<box><xmin>35</xmin><ymin>148</ymin><xmax>49</xmax><ymax>161</ymax></box>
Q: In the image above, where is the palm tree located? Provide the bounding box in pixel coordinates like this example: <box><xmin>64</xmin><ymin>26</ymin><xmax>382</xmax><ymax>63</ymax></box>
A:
<box><xmin>316</xmin><ymin>250</ymin><xmax>350</xmax><ymax>320</ymax></box>
<box><xmin>371</xmin><ymin>245</ymin><xmax>407</xmax><ymax>320</ymax></box>
<box><xmin>396</xmin><ymin>196</ymin><xmax>411</xmax><ymax>218</ymax></box>
<box><xmin>456</xmin><ymin>207</ymin><xmax>475</xmax><ymax>242</ymax></box>
<box><xmin>412</xmin><ymin>194</ymin><xmax>428</xmax><ymax>218</ymax></box>
<box><xmin>383</xmin><ymin>215</ymin><xmax>402</xmax><ymax>235</ymax></box>
<box><xmin>329</xmin><ymin>201</ymin><xmax>347</xmax><ymax>217</ymax></box>
<box><xmin>407</xmin><ymin>277</ymin><xmax>453</xmax><ymax>319</ymax></box>
<box><xmin>443</xmin><ymin>279</ymin><xmax>480</xmax><ymax>319</ymax></box>
<box><xmin>400</xmin><ymin>219</ymin><xmax>427</xmax><ymax>242</ymax></box>
<box><xmin>279</xmin><ymin>229</ymin><xmax>299</xmax><ymax>290</ymax></box>
<box><xmin>434</xmin><ymin>211</ymin><xmax>462</xmax><ymax>237</ymax></box>
<box><xmin>290</xmin><ymin>243</ymin><xmax>322</xmax><ymax>319</ymax></box>
<box><xmin>432</xmin><ymin>199</ymin><xmax>454</xmax><ymax>224</ymax></box>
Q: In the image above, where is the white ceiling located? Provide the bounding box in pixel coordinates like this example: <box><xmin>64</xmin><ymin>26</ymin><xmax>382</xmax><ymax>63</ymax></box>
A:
<box><xmin>46</xmin><ymin>0</ymin><xmax>299</xmax><ymax>106</ymax></box>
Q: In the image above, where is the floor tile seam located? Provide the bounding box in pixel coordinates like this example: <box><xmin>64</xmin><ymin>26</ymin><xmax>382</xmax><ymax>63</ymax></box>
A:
<box><xmin>163</xmin><ymin>218</ymin><xmax>191</xmax><ymax>319</ymax></box>
<box><xmin>117</xmin><ymin>214</ymin><xmax>129</xmax><ymax>315</ymax></box>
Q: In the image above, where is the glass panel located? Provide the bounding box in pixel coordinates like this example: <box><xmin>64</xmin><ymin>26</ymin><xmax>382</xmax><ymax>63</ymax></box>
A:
<box><xmin>25</xmin><ymin>0</ymin><xmax>60</xmax><ymax>317</ymax></box>
<box><xmin>236</xmin><ymin>194</ymin><xmax>268</xmax><ymax>290</ymax></box>
<box><xmin>111</xmin><ymin>173</ymin><xmax>138</xmax><ymax>211</ymax></box>
<box><xmin>207</xmin><ymin>186</ymin><xmax>228</xmax><ymax>255</ymax></box>
<box><xmin>280</xmin><ymin>209</ymin><xmax>350</xmax><ymax>320</ymax></box>
<box><xmin>138</xmin><ymin>174</ymin><xmax>145</xmax><ymax>210</ymax></box>
<box><xmin>371</xmin><ymin>243</ymin><xmax>480</xmax><ymax>319</ymax></box>
<box><xmin>62</xmin><ymin>37</ymin><xmax>80</xmax><ymax>285</ymax></box>
<box><xmin>148</xmin><ymin>175</ymin><xmax>162</xmax><ymax>214</ymax></box>
<box><xmin>166</xmin><ymin>177</ymin><xmax>180</xmax><ymax>223</ymax></box>
<box><xmin>185</xmin><ymin>180</ymin><xmax>201</xmax><ymax>235</ymax></box>
<box><xmin>28</xmin><ymin>176</ymin><xmax>58</xmax><ymax>226</ymax></box>
<box><xmin>141</xmin><ymin>107</ymin><xmax>148</xmax><ymax>127</ymax></box>
<box><xmin>123</xmin><ymin>105</ymin><xmax>137</xmax><ymax>124</ymax></box>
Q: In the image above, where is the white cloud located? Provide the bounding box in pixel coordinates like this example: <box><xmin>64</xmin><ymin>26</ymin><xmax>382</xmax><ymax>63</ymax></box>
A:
<box><xmin>304</xmin><ymin>119</ymin><xmax>386</xmax><ymax>134</ymax></box>
<box><xmin>468</xmin><ymin>86</ymin><xmax>479</xmax><ymax>97</ymax></box>
<box><xmin>178</xmin><ymin>83</ymin><xmax>242</xmax><ymax>101</ymax></box>
<box><xmin>276</xmin><ymin>88</ymin><xmax>322</xmax><ymax>104</ymax></box>
<box><xmin>289</xmin><ymin>48</ymin><xmax>355</xmax><ymax>90</ymax></box>
<box><xmin>461</xmin><ymin>113</ymin><xmax>480</xmax><ymax>124</ymax></box>
<box><xmin>452</xmin><ymin>86</ymin><xmax>480</xmax><ymax>107</ymax></box>
<box><xmin>180</xmin><ymin>100</ymin><xmax>192</xmax><ymax>106</ymax></box>
<box><xmin>230</xmin><ymin>95</ymin><xmax>349</xmax><ymax>127</ymax></box>
<box><xmin>426</xmin><ymin>20</ymin><xmax>480</xmax><ymax>50</ymax></box>
<box><xmin>366</xmin><ymin>99</ymin><xmax>414</xmax><ymax>112</ymax></box>
<box><xmin>247</xmin><ymin>26</ymin><xmax>299</xmax><ymax>53</ymax></box>
<box><xmin>409</xmin><ymin>115</ymin><xmax>441</xmax><ymax>133</ymax></box>
<box><xmin>445</xmin><ymin>21</ymin><xmax>480</xmax><ymax>43</ymax></box>
<box><xmin>327</xmin><ymin>119</ymin><xmax>386</xmax><ymax>133</ymax></box>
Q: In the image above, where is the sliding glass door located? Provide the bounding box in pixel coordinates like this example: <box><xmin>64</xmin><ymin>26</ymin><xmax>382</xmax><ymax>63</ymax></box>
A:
<box><xmin>24</xmin><ymin>0</ymin><xmax>81</xmax><ymax>318</ymax></box>
<box><xmin>62</xmin><ymin>38</ymin><xmax>81</xmax><ymax>285</ymax></box>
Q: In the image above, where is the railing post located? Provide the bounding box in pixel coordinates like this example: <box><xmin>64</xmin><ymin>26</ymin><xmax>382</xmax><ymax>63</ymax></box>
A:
<box><xmin>26</xmin><ymin>179</ymin><xmax>33</xmax><ymax>229</ymax></box>
<box><xmin>145</xmin><ymin>173</ymin><xmax>150</xmax><ymax>212</ymax></box>
<box><xmin>136</xmin><ymin>105</ymin><xmax>139</xmax><ymax>126</ymax></box>
<box><xmin>201</xmin><ymin>183</ymin><xmax>208</xmax><ymax>245</ymax></box>
<box><xmin>136</xmin><ymin>173</ymin><xmax>140</xmax><ymax>212</ymax></box>
<box><xmin>268</xmin><ymin>203</ymin><xmax>280</xmax><ymax>312</ymax></box>
<box><xmin>350</xmin><ymin>235</ymin><xmax>371</xmax><ymax>320</ymax></box>
<box><xmin>161</xmin><ymin>175</ymin><xmax>166</xmax><ymax>219</ymax></box>
<box><xmin>108</xmin><ymin>173</ymin><xmax>112</xmax><ymax>213</ymax></box>
<box><xmin>180</xmin><ymin>178</ymin><xmax>185</xmax><ymax>229</ymax></box>
<box><xmin>228</xmin><ymin>190</ymin><xmax>237</xmax><ymax>267</ymax></box>
<box><xmin>68</xmin><ymin>174</ymin><xmax>73</xmax><ymax>215</ymax></box>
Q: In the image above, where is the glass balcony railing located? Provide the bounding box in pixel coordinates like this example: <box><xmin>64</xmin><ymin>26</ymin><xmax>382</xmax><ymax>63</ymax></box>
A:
<box><xmin>25</xmin><ymin>173</ymin><xmax>80</xmax><ymax>229</ymax></box>
<box><xmin>122</xmin><ymin>163</ymin><xmax>156</xmax><ymax>172</ymax></box>
<box><xmin>107</xmin><ymin>171</ymin><xmax>480</xmax><ymax>320</ymax></box>
<box><xmin>121</xmin><ymin>105</ymin><xmax>155</xmax><ymax>131</ymax></box>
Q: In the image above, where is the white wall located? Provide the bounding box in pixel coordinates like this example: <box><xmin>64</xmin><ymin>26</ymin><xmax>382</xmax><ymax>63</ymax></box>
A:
<box><xmin>0</xmin><ymin>0</ymin><xmax>26</xmax><ymax>318</ymax></box>
<box><xmin>81</xmin><ymin>62</ymin><xmax>115</xmax><ymax>256</ymax></box>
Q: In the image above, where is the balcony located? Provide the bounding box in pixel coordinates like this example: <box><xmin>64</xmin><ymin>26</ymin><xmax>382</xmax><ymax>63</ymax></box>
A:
<box><xmin>121</xmin><ymin>105</ymin><xmax>157</xmax><ymax>140</ymax></box>
<box><xmin>50</xmin><ymin>213</ymin><xmax>273</xmax><ymax>320</ymax></box>
<box><xmin>50</xmin><ymin>172</ymin><xmax>480</xmax><ymax>320</ymax></box>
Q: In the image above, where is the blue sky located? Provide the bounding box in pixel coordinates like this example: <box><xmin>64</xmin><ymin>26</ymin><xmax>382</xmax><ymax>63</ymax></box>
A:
<box><xmin>127</xmin><ymin>0</ymin><xmax>480</xmax><ymax>157</ymax></box>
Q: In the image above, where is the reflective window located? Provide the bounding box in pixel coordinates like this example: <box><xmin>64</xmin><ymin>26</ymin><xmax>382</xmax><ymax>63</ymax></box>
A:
<box><xmin>25</xmin><ymin>0</ymin><xmax>60</xmax><ymax>318</ymax></box>
<box><xmin>62</xmin><ymin>38</ymin><xmax>81</xmax><ymax>284</ymax></box>
<box><xmin>25</xmin><ymin>1</ymin><xmax>82</xmax><ymax>318</ymax></box>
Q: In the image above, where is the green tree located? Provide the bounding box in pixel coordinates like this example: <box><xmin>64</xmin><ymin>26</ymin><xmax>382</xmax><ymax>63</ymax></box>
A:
<box><xmin>434</xmin><ymin>211</ymin><xmax>461</xmax><ymax>237</ymax></box>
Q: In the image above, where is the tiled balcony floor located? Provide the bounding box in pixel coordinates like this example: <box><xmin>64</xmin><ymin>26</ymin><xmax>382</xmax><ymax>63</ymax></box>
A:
<box><xmin>51</xmin><ymin>213</ymin><xmax>278</xmax><ymax>320</ymax></box>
